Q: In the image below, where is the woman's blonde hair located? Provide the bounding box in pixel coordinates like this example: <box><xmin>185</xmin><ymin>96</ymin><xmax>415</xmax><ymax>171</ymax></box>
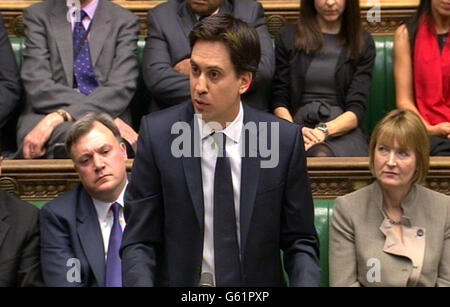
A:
<box><xmin>369</xmin><ymin>109</ymin><xmax>430</xmax><ymax>184</ymax></box>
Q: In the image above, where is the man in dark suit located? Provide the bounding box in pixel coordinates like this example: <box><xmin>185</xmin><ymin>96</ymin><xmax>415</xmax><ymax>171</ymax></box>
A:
<box><xmin>121</xmin><ymin>14</ymin><xmax>320</xmax><ymax>287</ymax></box>
<box><xmin>18</xmin><ymin>0</ymin><xmax>139</xmax><ymax>159</ymax></box>
<box><xmin>40</xmin><ymin>113</ymin><xmax>128</xmax><ymax>286</ymax></box>
<box><xmin>143</xmin><ymin>0</ymin><xmax>274</xmax><ymax>112</ymax></box>
<box><xmin>0</xmin><ymin>15</ymin><xmax>21</xmax><ymax>131</ymax></box>
<box><xmin>0</xmin><ymin>158</ymin><xmax>43</xmax><ymax>287</ymax></box>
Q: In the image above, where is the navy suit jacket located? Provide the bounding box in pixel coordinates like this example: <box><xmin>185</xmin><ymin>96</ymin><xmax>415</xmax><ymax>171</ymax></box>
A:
<box><xmin>40</xmin><ymin>184</ymin><xmax>106</xmax><ymax>287</ymax></box>
<box><xmin>121</xmin><ymin>102</ymin><xmax>321</xmax><ymax>286</ymax></box>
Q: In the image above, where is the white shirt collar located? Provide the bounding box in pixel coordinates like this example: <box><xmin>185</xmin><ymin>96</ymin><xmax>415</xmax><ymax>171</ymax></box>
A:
<box><xmin>195</xmin><ymin>7</ymin><xmax>220</xmax><ymax>21</ymax></box>
<box><xmin>196</xmin><ymin>103</ymin><xmax>244</xmax><ymax>144</ymax></box>
<box><xmin>92</xmin><ymin>181</ymin><xmax>127</xmax><ymax>221</ymax></box>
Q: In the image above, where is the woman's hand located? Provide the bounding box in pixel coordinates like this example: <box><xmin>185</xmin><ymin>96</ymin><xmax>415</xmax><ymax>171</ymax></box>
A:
<box><xmin>302</xmin><ymin>127</ymin><xmax>326</xmax><ymax>151</ymax></box>
<box><xmin>428</xmin><ymin>122</ymin><xmax>450</xmax><ymax>138</ymax></box>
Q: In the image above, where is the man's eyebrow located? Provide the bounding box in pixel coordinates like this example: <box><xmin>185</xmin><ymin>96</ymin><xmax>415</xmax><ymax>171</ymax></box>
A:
<box><xmin>191</xmin><ymin>61</ymin><xmax>224</xmax><ymax>72</ymax></box>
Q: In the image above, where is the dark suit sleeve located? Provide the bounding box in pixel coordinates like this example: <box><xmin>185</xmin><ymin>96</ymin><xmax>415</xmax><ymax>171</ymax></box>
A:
<box><xmin>16</xmin><ymin>204</ymin><xmax>44</xmax><ymax>287</ymax></box>
<box><xmin>142</xmin><ymin>10</ymin><xmax>191</xmax><ymax>108</ymax></box>
<box><xmin>0</xmin><ymin>15</ymin><xmax>21</xmax><ymax>129</ymax></box>
<box><xmin>343</xmin><ymin>33</ymin><xmax>376</xmax><ymax>124</ymax></box>
<box><xmin>281</xmin><ymin>126</ymin><xmax>321</xmax><ymax>286</ymax></box>
<box><xmin>40</xmin><ymin>205</ymin><xmax>83</xmax><ymax>287</ymax></box>
<box><xmin>121</xmin><ymin>118</ymin><xmax>163</xmax><ymax>286</ymax></box>
<box><xmin>245</xmin><ymin>1</ymin><xmax>274</xmax><ymax>97</ymax></box>
<box><xmin>271</xmin><ymin>27</ymin><xmax>292</xmax><ymax>111</ymax></box>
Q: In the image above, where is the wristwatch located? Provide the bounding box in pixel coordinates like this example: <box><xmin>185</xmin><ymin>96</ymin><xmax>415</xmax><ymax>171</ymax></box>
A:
<box><xmin>56</xmin><ymin>109</ymin><xmax>69</xmax><ymax>122</ymax></box>
<box><xmin>315</xmin><ymin>122</ymin><xmax>329</xmax><ymax>138</ymax></box>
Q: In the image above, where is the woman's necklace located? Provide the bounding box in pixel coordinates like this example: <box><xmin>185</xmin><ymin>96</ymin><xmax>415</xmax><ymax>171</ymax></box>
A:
<box><xmin>382</xmin><ymin>205</ymin><xmax>403</xmax><ymax>226</ymax></box>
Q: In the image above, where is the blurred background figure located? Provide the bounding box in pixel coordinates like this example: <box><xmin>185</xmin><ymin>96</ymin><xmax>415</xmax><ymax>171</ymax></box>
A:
<box><xmin>271</xmin><ymin>0</ymin><xmax>375</xmax><ymax>157</ymax></box>
<box><xmin>394</xmin><ymin>0</ymin><xmax>450</xmax><ymax>156</ymax></box>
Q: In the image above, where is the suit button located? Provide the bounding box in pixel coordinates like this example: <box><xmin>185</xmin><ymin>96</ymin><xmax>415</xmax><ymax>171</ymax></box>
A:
<box><xmin>417</xmin><ymin>229</ymin><xmax>424</xmax><ymax>237</ymax></box>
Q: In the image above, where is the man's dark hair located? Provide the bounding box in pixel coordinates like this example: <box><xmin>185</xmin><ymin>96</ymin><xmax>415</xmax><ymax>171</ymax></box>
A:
<box><xmin>65</xmin><ymin>113</ymin><xmax>122</xmax><ymax>158</ymax></box>
<box><xmin>189</xmin><ymin>14</ymin><xmax>261</xmax><ymax>78</ymax></box>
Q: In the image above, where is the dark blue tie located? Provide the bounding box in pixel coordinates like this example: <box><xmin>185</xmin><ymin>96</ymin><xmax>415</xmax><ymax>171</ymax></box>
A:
<box><xmin>105</xmin><ymin>202</ymin><xmax>122</xmax><ymax>287</ymax></box>
<box><xmin>73</xmin><ymin>9</ymin><xmax>98</xmax><ymax>96</ymax></box>
<box><xmin>212</xmin><ymin>132</ymin><xmax>242</xmax><ymax>287</ymax></box>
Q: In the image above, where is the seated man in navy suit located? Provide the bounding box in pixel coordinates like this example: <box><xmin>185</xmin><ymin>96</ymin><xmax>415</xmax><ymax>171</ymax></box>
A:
<box><xmin>121</xmin><ymin>14</ymin><xmax>321</xmax><ymax>287</ymax></box>
<box><xmin>40</xmin><ymin>113</ymin><xmax>128</xmax><ymax>286</ymax></box>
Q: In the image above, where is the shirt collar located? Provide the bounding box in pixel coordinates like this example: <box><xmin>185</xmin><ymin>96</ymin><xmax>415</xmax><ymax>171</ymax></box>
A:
<box><xmin>67</xmin><ymin>0</ymin><xmax>99</xmax><ymax>20</ymax></box>
<box><xmin>195</xmin><ymin>7</ymin><xmax>220</xmax><ymax>21</ymax></box>
<box><xmin>196</xmin><ymin>102</ymin><xmax>244</xmax><ymax>144</ymax></box>
<box><xmin>92</xmin><ymin>181</ymin><xmax>127</xmax><ymax>221</ymax></box>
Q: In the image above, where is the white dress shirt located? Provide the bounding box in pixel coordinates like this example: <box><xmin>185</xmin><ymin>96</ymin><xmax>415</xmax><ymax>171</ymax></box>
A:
<box><xmin>197</xmin><ymin>103</ymin><xmax>243</xmax><ymax>286</ymax></box>
<box><xmin>92</xmin><ymin>182</ymin><xmax>127</xmax><ymax>259</ymax></box>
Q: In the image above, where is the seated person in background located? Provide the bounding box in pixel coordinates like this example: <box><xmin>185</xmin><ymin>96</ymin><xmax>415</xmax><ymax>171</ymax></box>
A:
<box><xmin>394</xmin><ymin>0</ymin><xmax>450</xmax><ymax>156</ymax></box>
<box><xmin>0</xmin><ymin>14</ymin><xmax>21</xmax><ymax>150</ymax></box>
<box><xmin>40</xmin><ymin>113</ymin><xmax>128</xmax><ymax>286</ymax></box>
<box><xmin>18</xmin><ymin>0</ymin><xmax>139</xmax><ymax>159</ymax></box>
<box><xmin>143</xmin><ymin>0</ymin><xmax>274</xmax><ymax>112</ymax></box>
<box><xmin>271</xmin><ymin>0</ymin><xmax>375</xmax><ymax>157</ymax></box>
<box><xmin>0</xmin><ymin>157</ymin><xmax>43</xmax><ymax>287</ymax></box>
<box><xmin>330</xmin><ymin>109</ymin><xmax>450</xmax><ymax>287</ymax></box>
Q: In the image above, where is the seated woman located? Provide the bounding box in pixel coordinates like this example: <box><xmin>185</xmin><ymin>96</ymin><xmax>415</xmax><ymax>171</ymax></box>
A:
<box><xmin>330</xmin><ymin>109</ymin><xmax>450</xmax><ymax>287</ymax></box>
<box><xmin>271</xmin><ymin>0</ymin><xmax>375</xmax><ymax>157</ymax></box>
<box><xmin>394</xmin><ymin>0</ymin><xmax>450</xmax><ymax>156</ymax></box>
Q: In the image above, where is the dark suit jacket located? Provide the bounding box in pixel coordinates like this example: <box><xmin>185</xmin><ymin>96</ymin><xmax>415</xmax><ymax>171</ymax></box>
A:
<box><xmin>271</xmin><ymin>24</ymin><xmax>375</xmax><ymax>125</ymax></box>
<box><xmin>143</xmin><ymin>0</ymin><xmax>274</xmax><ymax>112</ymax></box>
<box><xmin>121</xmin><ymin>102</ymin><xmax>321</xmax><ymax>286</ymax></box>
<box><xmin>0</xmin><ymin>189</ymin><xmax>43</xmax><ymax>287</ymax></box>
<box><xmin>0</xmin><ymin>15</ymin><xmax>21</xmax><ymax>130</ymax></box>
<box><xmin>18</xmin><ymin>0</ymin><xmax>139</xmax><ymax>146</ymax></box>
<box><xmin>40</xmin><ymin>184</ymin><xmax>106</xmax><ymax>287</ymax></box>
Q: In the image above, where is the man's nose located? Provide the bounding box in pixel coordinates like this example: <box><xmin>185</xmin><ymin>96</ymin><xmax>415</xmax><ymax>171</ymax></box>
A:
<box><xmin>194</xmin><ymin>74</ymin><xmax>208</xmax><ymax>95</ymax></box>
<box><xmin>93</xmin><ymin>154</ymin><xmax>105</xmax><ymax>169</ymax></box>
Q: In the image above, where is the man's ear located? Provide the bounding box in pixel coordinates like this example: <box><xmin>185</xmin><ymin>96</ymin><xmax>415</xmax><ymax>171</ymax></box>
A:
<box><xmin>120</xmin><ymin>142</ymin><xmax>128</xmax><ymax>160</ymax></box>
<box><xmin>238</xmin><ymin>71</ymin><xmax>253</xmax><ymax>95</ymax></box>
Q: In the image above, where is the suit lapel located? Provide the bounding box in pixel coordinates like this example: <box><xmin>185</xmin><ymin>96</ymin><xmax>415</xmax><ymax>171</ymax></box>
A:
<box><xmin>50</xmin><ymin>0</ymin><xmax>74</xmax><ymax>87</ymax></box>
<box><xmin>88</xmin><ymin>0</ymin><xmax>111</xmax><ymax>67</ymax></box>
<box><xmin>181</xmin><ymin>104</ymin><xmax>205</xmax><ymax>232</ymax></box>
<box><xmin>239</xmin><ymin>105</ymin><xmax>261</xmax><ymax>257</ymax></box>
<box><xmin>219</xmin><ymin>0</ymin><xmax>233</xmax><ymax>14</ymax></box>
<box><xmin>0</xmin><ymin>196</ymin><xmax>10</xmax><ymax>249</ymax></box>
<box><xmin>177</xmin><ymin>1</ymin><xmax>197</xmax><ymax>39</ymax></box>
<box><xmin>76</xmin><ymin>187</ymin><xmax>105</xmax><ymax>286</ymax></box>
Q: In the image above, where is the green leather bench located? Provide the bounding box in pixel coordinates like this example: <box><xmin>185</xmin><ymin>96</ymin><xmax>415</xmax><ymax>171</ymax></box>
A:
<box><xmin>8</xmin><ymin>37</ymin><xmax>394</xmax><ymax>287</ymax></box>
